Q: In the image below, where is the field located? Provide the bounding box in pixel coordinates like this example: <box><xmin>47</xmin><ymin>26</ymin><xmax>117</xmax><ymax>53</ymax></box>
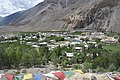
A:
<box><xmin>103</xmin><ymin>43</ymin><xmax>120</xmax><ymax>52</ymax></box>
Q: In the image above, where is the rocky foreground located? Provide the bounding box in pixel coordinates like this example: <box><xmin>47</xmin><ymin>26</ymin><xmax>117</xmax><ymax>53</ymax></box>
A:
<box><xmin>0</xmin><ymin>67</ymin><xmax>120</xmax><ymax>80</ymax></box>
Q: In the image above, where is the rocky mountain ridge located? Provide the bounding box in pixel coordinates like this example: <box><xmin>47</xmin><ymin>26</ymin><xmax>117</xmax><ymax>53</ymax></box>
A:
<box><xmin>0</xmin><ymin>0</ymin><xmax>120</xmax><ymax>32</ymax></box>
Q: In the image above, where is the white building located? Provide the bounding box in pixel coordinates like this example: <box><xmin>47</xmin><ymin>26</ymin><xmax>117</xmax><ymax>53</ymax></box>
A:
<box><xmin>65</xmin><ymin>52</ymin><xmax>74</xmax><ymax>57</ymax></box>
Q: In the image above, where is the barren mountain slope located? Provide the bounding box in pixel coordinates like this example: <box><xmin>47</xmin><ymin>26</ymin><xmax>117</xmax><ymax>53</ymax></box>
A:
<box><xmin>0</xmin><ymin>0</ymin><xmax>120</xmax><ymax>32</ymax></box>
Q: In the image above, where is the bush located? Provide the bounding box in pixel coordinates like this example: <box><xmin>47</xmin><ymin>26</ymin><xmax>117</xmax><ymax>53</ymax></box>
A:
<box><xmin>108</xmin><ymin>64</ymin><xmax>116</xmax><ymax>71</ymax></box>
<box><xmin>45</xmin><ymin>36</ymin><xmax>64</xmax><ymax>42</ymax></box>
<box><xmin>83</xmin><ymin>62</ymin><xmax>92</xmax><ymax>70</ymax></box>
<box><xmin>72</xmin><ymin>64</ymin><xmax>82</xmax><ymax>69</ymax></box>
<box><xmin>96</xmin><ymin>66</ymin><xmax>105</xmax><ymax>72</ymax></box>
<box><xmin>15</xmin><ymin>71</ymin><xmax>20</xmax><ymax>75</ymax></box>
<box><xmin>61</xmin><ymin>60</ymin><xmax>68</xmax><ymax>67</ymax></box>
<box><xmin>117</xmin><ymin>68</ymin><xmax>120</xmax><ymax>72</ymax></box>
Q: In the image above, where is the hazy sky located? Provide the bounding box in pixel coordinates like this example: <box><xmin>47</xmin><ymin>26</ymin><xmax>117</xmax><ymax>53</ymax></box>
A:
<box><xmin>0</xmin><ymin>0</ymin><xmax>44</xmax><ymax>17</ymax></box>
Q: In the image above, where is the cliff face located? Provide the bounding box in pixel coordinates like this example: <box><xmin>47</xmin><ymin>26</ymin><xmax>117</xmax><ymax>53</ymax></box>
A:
<box><xmin>0</xmin><ymin>0</ymin><xmax>120</xmax><ymax>32</ymax></box>
<box><xmin>71</xmin><ymin>0</ymin><xmax>120</xmax><ymax>32</ymax></box>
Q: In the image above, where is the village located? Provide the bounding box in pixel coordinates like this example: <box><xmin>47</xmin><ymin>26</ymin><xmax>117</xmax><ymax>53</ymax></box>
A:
<box><xmin>0</xmin><ymin>31</ymin><xmax>119</xmax><ymax>54</ymax></box>
<box><xmin>0</xmin><ymin>31</ymin><xmax>120</xmax><ymax>63</ymax></box>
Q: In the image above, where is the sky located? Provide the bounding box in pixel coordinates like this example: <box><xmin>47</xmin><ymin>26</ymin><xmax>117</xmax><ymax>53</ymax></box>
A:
<box><xmin>0</xmin><ymin>0</ymin><xmax>44</xmax><ymax>17</ymax></box>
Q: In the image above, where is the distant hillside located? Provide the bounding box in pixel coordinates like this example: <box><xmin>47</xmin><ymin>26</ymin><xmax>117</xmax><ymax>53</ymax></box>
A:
<box><xmin>0</xmin><ymin>16</ymin><xmax>3</xmax><ymax>21</ymax></box>
<box><xmin>0</xmin><ymin>0</ymin><xmax>120</xmax><ymax>32</ymax></box>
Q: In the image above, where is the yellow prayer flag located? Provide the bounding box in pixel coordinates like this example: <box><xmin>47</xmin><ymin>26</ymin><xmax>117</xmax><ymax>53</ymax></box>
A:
<box><xmin>23</xmin><ymin>73</ymin><xmax>32</xmax><ymax>80</ymax></box>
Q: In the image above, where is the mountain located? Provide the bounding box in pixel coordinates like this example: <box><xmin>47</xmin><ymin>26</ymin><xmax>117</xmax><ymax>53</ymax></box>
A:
<box><xmin>0</xmin><ymin>16</ymin><xmax>3</xmax><ymax>22</ymax></box>
<box><xmin>0</xmin><ymin>0</ymin><xmax>120</xmax><ymax>32</ymax></box>
<box><xmin>0</xmin><ymin>0</ymin><xmax>44</xmax><ymax>17</ymax></box>
<box><xmin>0</xmin><ymin>16</ymin><xmax>2</xmax><ymax>20</ymax></box>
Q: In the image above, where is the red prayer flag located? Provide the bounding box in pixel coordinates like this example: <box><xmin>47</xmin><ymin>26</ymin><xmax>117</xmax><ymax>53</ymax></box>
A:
<box><xmin>5</xmin><ymin>74</ymin><xmax>14</xmax><ymax>80</ymax></box>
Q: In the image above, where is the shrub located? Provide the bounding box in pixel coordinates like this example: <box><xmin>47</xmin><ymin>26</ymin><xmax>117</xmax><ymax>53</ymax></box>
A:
<box><xmin>96</xmin><ymin>66</ymin><xmax>105</xmax><ymax>72</ymax></box>
<box><xmin>83</xmin><ymin>62</ymin><xmax>92</xmax><ymax>70</ymax></box>
<box><xmin>72</xmin><ymin>64</ymin><xmax>82</xmax><ymax>69</ymax></box>
<box><xmin>108</xmin><ymin>64</ymin><xmax>116</xmax><ymax>71</ymax></box>
<box><xmin>117</xmin><ymin>68</ymin><xmax>120</xmax><ymax>72</ymax></box>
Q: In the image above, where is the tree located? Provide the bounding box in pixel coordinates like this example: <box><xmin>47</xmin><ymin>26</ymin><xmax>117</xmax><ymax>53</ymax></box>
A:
<box><xmin>61</xmin><ymin>57</ymin><xmax>68</xmax><ymax>67</ymax></box>
<box><xmin>74</xmin><ymin>52</ymin><xmax>84</xmax><ymax>64</ymax></box>
<box><xmin>108</xmin><ymin>64</ymin><xmax>116</xmax><ymax>71</ymax></box>
<box><xmin>110</xmin><ymin>52</ymin><xmax>120</xmax><ymax>68</ymax></box>
<box><xmin>83</xmin><ymin>60</ymin><xmax>92</xmax><ymax>70</ymax></box>
<box><xmin>118</xmin><ymin>37</ymin><xmax>120</xmax><ymax>43</ymax></box>
<box><xmin>5</xmin><ymin>46</ymin><xmax>17</xmax><ymax>68</ymax></box>
<box><xmin>93</xmin><ymin>54</ymin><xmax>109</xmax><ymax>69</ymax></box>
<box><xmin>41</xmin><ymin>46</ymin><xmax>50</xmax><ymax>64</ymax></box>
<box><xmin>36</xmin><ymin>34</ymin><xmax>40</xmax><ymax>39</ymax></box>
<box><xmin>21</xmin><ymin>34</ymin><xmax>25</xmax><ymax>38</ymax></box>
<box><xmin>94</xmin><ymin>38</ymin><xmax>101</xmax><ymax>43</ymax></box>
<box><xmin>21</xmin><ymin>53</ymin><xmax>31</xmax><ymax>68</ymax></box>
<box><xmin>0</xmin><ymin>44</ymin><xmax>8</xmax><ymax>68</ymax></box>
<box><xmin>50</xmin><ymin>46</ymin><xmax>62</xmax><ymax>65</ymax></box>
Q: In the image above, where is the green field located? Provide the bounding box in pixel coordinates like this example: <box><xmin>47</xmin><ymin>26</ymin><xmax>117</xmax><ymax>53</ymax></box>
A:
<box><xmin>103</xmin><ymin>44</ymin><xmax>120</xmax><ymax>52</ymax></box>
